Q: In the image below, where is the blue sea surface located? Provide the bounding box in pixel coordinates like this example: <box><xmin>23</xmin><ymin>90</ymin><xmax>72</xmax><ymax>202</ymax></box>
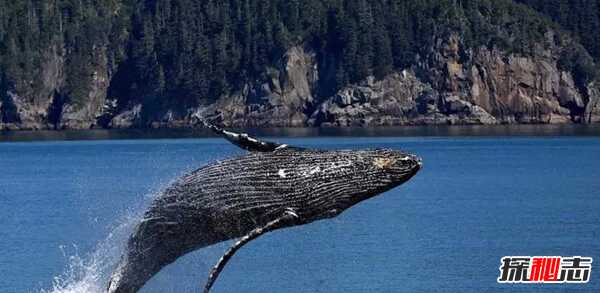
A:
<box><xmin>0</xmin><ymin>136</ymin><xmax>599</xmax><ymax>292</ymax></box>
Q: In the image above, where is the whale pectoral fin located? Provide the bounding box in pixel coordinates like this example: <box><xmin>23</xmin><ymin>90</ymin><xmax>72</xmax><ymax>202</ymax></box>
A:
<box><xmin>203</xmin><ymin>209</ymin><xmax>300</xmax><ymax>293</ymax></box>
<box><xmin>201</xmin><ymin>120</ymin><xmax>299</xmax><ymax>152</ymax></box>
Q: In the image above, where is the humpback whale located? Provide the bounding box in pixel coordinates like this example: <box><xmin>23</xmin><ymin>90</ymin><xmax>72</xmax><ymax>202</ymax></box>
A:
<box><xmin>107</xmin><ymin>123</ymin><xmax>422</xmax><ymax>293</ymax></box>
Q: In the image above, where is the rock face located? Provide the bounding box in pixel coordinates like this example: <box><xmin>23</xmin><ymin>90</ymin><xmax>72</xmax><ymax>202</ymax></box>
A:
<box><xmin>585</xmin><ymin>84</ymin><xmax>600</xmax><ymax>123</ymax></box>
<box><xmin>60</xmin><ymin>46</ymin><xmax>111</xmax><ymax>130</ymax></box>
<box><xmin>308</xmin><ymin>34</ymin><xmax>599</xmax><ymax>127</ymax></box>
<box><xmin>1</xmin><ymin>35</ymin><xmax>600</xmax><ymax>130</ymax></box>
<box><xmin>308</xmin><ymin>70</ymin><xmax>498</xmax><ymax>127</ymax></box>
<box><xmin>196</xmin><ymin>46</ymin><xmax>318</xmax><ymax>128</ymax></box>
<box><xmin>424</xmin><ymin>34</ymin><xmax>589</xmax><ymax>124</ymax></box>
<box><xmin>0</xmin><ymin>43</ymin><xmax>111</xmax><ymax>131</ymax></box>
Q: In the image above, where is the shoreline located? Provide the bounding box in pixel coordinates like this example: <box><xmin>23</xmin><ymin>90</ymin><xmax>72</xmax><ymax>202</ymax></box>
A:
<box><xmin>3</xmin><ymin>124</ymin><xmax>600</xmax><ymax>143</ymax></box>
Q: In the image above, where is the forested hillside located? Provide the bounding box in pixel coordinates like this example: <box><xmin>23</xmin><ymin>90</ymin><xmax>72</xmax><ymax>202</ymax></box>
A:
<box><xmin>1</xmin><ymin>0</ymin><xmax>599</xmax><ymax>129</ymax></box>
<box><xmin>517</xmin><ymin>0</ymin><xmax>600</xmax><ymax>62</ymax></box>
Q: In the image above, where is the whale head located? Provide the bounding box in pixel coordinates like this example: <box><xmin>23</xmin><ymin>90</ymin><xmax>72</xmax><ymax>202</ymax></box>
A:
<box><xmin>285</xmin><ymin>148</ymin><xmax>422</xmax><ymax>221</ymax></box>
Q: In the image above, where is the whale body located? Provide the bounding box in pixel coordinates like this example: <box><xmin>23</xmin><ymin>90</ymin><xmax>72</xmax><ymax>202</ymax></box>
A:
<box><xmin>108</xmin><ymin>126</ymin><xmax>422</xmax><ymax>292</ymax></box>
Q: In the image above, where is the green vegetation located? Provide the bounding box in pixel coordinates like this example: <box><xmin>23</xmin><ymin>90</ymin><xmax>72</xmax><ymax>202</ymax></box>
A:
<box><xmin>517</xmin><ymin>0</ymin><xmax>600</xmax><ymax>60</ymax></box>
<box><xmin>119</xmin><ymin>0</ymin><xmax>562</xmax><ymax>108</ymax></box>
<box><xmin>516</xmin><ymin>0</ymin><xmax>600</xmax><ymax>88</ymax></box>
<box><xmin>0</xmin><ymin>0</ymin><xmax>599</xmax><ymax>117</ymax></box>
<box><xmin>0</xmin><ymin>1</ymin><xmax>129</xmax><ymax>108</ymax></box>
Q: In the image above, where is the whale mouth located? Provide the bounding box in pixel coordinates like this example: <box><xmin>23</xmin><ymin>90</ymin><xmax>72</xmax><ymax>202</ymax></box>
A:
<box><xmin>397</xmin><ymin>153</ymin><xmax>422</xmax><ymax>170</ymax></box>
<box><xmin>389</xmin><ymin>153</ymin><xmax>422</xmax><ymax>184</ymax></box>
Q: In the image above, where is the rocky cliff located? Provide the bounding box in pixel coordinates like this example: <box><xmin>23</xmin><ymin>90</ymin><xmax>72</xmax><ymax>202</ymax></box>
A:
<box><xmin>308</xmin><ymin>33</ymin><xmax>600</xmax><ymax>127</ymax></box>
<box><xmin>193</xmin><ymin>33</ymin><xmax>600</xmax><ymax>128</ymax></box>
<box><xmin>0</xmin><ymin>46</ymin><xmax>112</xmax><ymax>131</ymax></box>
<box><xmin>1</xmin><ymin>8</ymin><xmax>600</xmax><ymax>130</ymax></box>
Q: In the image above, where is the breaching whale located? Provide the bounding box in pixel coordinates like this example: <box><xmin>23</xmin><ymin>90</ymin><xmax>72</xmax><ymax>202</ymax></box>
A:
<box><xmin>107</xmin><ymin>123</ymin><xmax>422</xmax><ymax>292</ymax></box>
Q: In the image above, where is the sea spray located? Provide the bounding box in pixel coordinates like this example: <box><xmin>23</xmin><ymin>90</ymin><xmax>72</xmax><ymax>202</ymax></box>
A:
<box><xmin>39</xmin><ymin>168</ymin><xmax>197</xmax><ymax>293</ymax></box>
<box><xmin>41</xmin><ymin>154</ymin><xmax>235</xmax><ymax>293</ymax></box>
<box><xmin>41</xmin><ymin>213</ymin><xmax>140</xmax><ymax>293</ymax></box>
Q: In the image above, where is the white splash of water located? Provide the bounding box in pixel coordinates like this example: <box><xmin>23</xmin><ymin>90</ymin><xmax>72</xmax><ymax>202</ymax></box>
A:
<box><xmin>39</xmin><ymin>174</ymin><xmax>187</xmax><ymax>293</ymax></box>
<box><xmin>41</xmin><ymin>213</ymin><xmax>141</xmax><ymax>293</ymax></box>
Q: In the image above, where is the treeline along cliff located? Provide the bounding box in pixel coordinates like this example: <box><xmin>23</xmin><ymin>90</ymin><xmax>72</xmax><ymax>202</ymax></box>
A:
<box><xmin>1</xmin><ymin>0</ymin><xmax>600</xmax><ymax>130</ymax></box>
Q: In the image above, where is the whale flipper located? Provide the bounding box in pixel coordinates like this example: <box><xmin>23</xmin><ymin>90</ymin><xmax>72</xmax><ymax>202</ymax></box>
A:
<box><xmin>201</xmin><ymin>120</ymin><xmax>299</xmax><ymax>152</ymax></box>
<box><xmin>203</xmin><ymin>209</ymin><xmax>300</xmax><ymax>293</ymax></box>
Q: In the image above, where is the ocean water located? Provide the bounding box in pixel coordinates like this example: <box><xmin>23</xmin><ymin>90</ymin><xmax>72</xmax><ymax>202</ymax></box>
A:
<box><xmin>0</xmin><ymin>135</ymin><xmax>599</xmax><ymax>292</ymax></box>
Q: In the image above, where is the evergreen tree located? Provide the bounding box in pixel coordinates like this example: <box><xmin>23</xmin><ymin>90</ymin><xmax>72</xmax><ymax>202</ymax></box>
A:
<box><xmin>1</xmin><ymin>0</ymin><xmax>599</xmax><ymax>121</ymax></box>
